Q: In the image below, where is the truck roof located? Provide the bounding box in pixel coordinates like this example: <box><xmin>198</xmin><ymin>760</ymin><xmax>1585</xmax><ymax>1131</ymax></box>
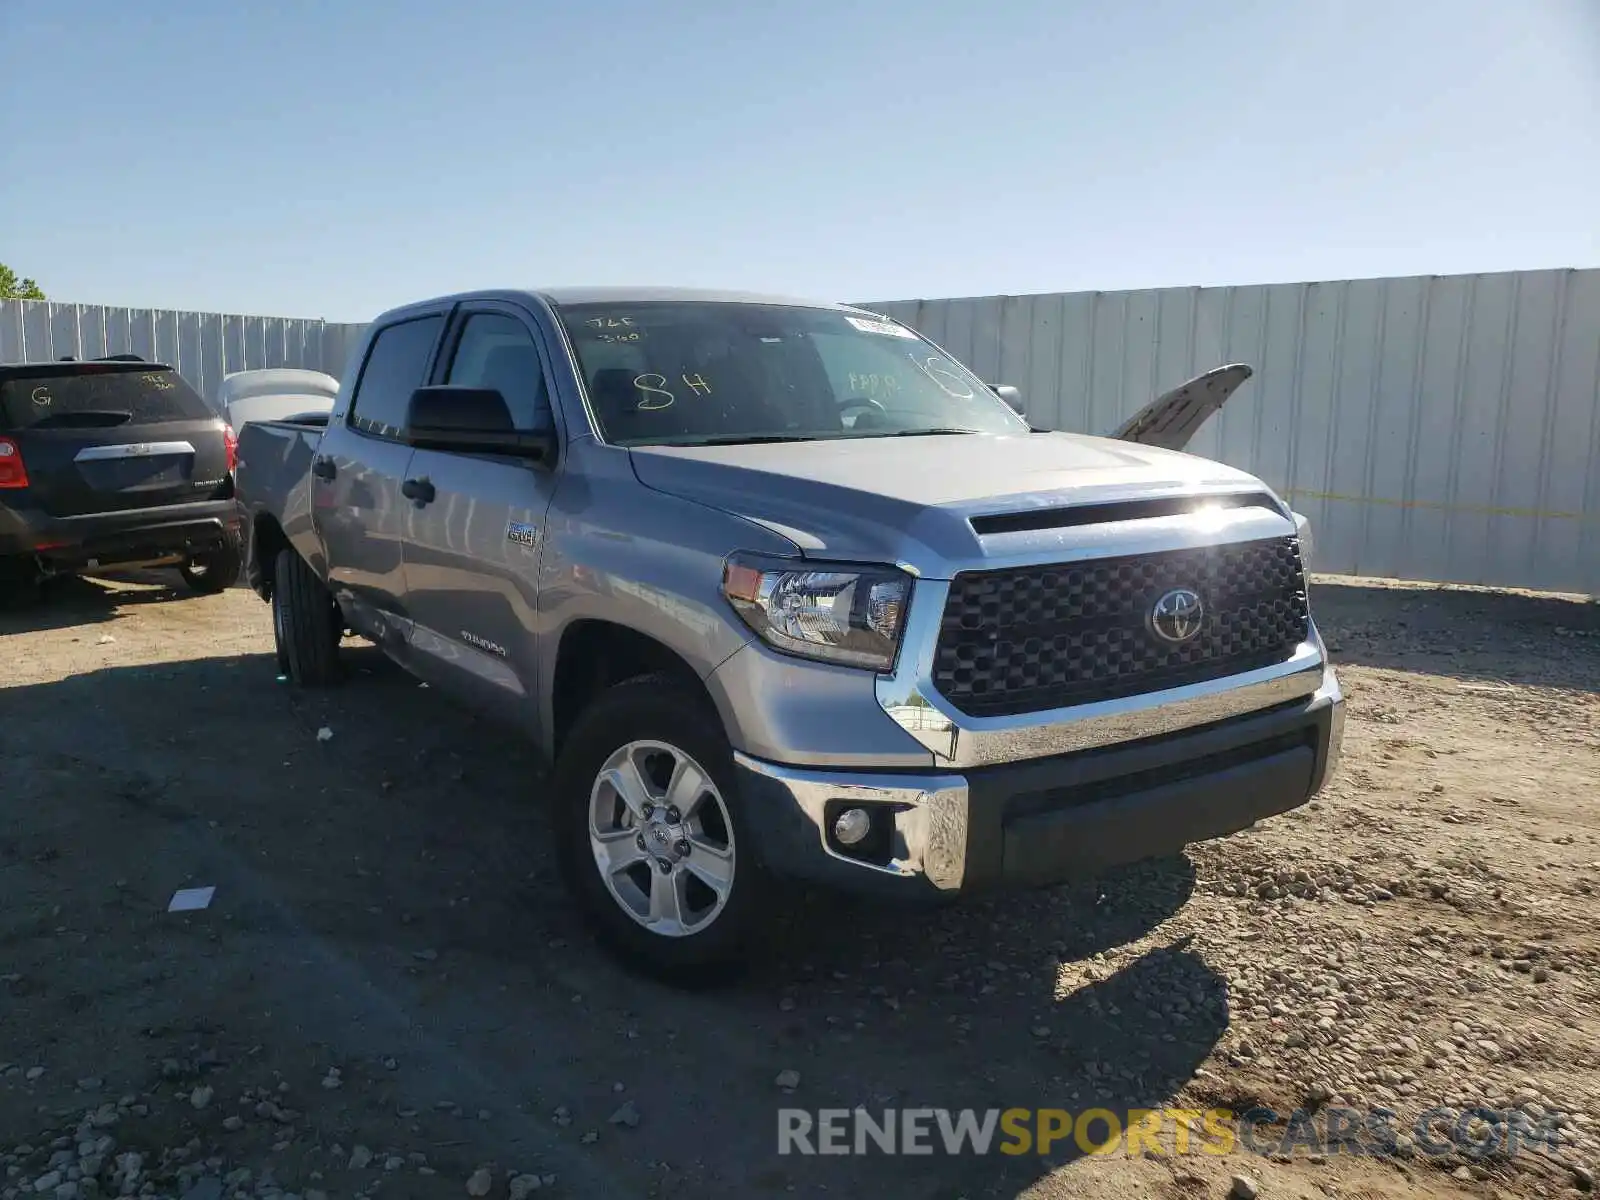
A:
<box><xmin>538</xmin><ymin>286</ymin><xmax>860</xmax><ymax>309</ymax></box>
<box><xmin>370</xmin><ymin>287</ymin><xmax>868</xmax><ymax>326</ymax></box>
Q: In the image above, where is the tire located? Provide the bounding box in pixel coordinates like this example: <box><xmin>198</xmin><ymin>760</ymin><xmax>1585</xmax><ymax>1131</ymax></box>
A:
<box><xmin>271</xmin><ymin>548</ymin><xmax>341</xmax><ymax>686</ymax></box>
<box><xmin>552</xmin><ymin>675</ymin><xmax>770</xmax><ymax>983</ymax></box>
<box><xmin>180</xmin><ymin>533</ymin><xmax>243</xmax><ymax>594</ymax></box>
<box><xmin>0</xmin><ymin>557</ymin><xmax>41</xmax><ymax>611</ymax></box>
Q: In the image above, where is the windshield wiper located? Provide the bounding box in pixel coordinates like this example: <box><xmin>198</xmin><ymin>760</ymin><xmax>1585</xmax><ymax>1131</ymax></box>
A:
<box><xmin>683</xmin><ymin>433</ymin><xmax>820</xmax><ymax>446</ymax></box>
<box><xmin>667</xmin><ymin>428</ymin><xmax>984</xmax><ymax>447</ymax></box>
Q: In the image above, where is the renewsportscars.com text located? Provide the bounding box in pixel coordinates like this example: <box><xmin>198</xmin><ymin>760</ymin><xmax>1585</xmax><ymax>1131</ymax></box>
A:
<box><xmin>777</xmin><ymin>1105</ymin><xmax>1576</xmax><ymax>1159</ymax></box>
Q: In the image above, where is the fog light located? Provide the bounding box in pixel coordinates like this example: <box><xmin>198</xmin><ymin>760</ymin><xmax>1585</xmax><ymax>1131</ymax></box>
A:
<box><xmin>832</xmin><ymin>807</ymin><xmax>872</xmax><ymax>846</ymax></box>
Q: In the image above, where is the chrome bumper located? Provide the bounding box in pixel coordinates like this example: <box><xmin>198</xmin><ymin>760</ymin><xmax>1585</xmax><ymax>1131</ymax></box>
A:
<box><xmin>739</xmin><ymin>664</ymin><xmax>1344</xmax><ymax>896</ymax></box>
<box><xmin>733</xmin><ymin>756</ymin><xmax>974</xmax><ymax>890</ymax></box>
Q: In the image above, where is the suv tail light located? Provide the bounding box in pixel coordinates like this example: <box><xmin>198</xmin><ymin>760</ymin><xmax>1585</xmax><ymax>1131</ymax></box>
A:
<box><xmin>0</xmin><ymin>437</ymin><xmax>28</xmax><ymax>489</ymax></box>
<box><xmin>223</xmin><ymin>423</ymin><xmax>238</xmax><ymax>472</ymax></box>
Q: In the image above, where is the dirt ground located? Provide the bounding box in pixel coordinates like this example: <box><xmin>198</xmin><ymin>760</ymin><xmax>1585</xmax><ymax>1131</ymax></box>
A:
<box><xmin>2</xmin><ymin>574</ymin><xmax>1597</xmax><ymax>1200</ymax></box>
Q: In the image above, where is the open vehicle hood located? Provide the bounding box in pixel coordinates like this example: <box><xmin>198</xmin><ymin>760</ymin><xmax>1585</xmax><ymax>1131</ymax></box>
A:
<box><xmin>629</xmin><ymin>431</ymin><xmax>1281</xmax><ymax>576</ymax></box>
<box><xmin>1107</xmin><ymin>363</ymin><xmax>1253</xmax><ymax>449</ymax></box>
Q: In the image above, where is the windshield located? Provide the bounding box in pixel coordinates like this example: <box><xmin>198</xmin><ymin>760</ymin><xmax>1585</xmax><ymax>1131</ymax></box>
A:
<box><xmin>0</xmin><ymin>365</ymin><xmax>212</xmax><ymax>430</ymax></box>
<box><xmin>553</xmin><ymin>301</ymin><xmax>1028</xmax><ymax>446</ymax></box>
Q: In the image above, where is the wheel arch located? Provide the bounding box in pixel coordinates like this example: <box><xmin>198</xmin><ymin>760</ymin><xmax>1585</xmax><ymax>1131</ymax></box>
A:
<box><xmin>547</xmin><ymin>619</ymin><xmax>722</xmax><ymax>761</ymax></box>
<box><xmin>247</xmin><ymin>510</ymin><xmax>290</xmax><ymax>600</ymax></box>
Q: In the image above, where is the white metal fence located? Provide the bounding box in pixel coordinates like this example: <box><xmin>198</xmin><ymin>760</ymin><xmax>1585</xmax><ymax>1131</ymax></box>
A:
<box><xmin>0</xmin><ymin>300</ymin><xmax>365</xmax><ymax>407</ymax></box>
<box><xmin>864</xmin><ymin>269</ymin><xmax>1600</xmax><ymax>596</ymax></box>
<box><xmin>5</xmin><ymin>269</ymin><xmax>1596</xmax><ymax>593</ymax></box>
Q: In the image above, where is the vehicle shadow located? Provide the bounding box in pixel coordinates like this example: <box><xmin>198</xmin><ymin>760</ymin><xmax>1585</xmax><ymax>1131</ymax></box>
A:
<box><xmin>350</xmin><ymin>644</ymin><xmax>1220</xmax><ymax>1194</ymax></box>
<box><xmin>1310</xmin><ymin>576</ymin><xmax>1599</xmax><ymax>693</ymax></box>
<box><xmin>732</xmin><ymin>866</ymin><xmax>1220</xmax><ymax>1194</ymax></box>
<box><xmin>5</xmin><ymin>644</ymin><xmax>1228</xmax><ymax>1199</ymax></box>
<box><xmin>0</xmin><ymin>572</ymin><xmax>247</xmax><ymax>635</ymax></box>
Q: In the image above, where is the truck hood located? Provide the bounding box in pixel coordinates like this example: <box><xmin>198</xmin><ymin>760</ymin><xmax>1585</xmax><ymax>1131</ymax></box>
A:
<box><xmin>628</xmin><ymin>432</ymin><xmax>1280</xmax><ymax>576</ymax></box>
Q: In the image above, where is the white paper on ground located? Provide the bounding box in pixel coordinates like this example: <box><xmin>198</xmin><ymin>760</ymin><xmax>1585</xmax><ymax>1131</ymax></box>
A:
<box><xmin>168</xmin><ymin>887</ymin><xmax>216</xmax><ymax>913</ymax></box>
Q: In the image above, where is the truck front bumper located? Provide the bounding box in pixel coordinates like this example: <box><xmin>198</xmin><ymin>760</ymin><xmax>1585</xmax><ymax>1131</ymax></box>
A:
<box><xmin>736</xmin><ymin>664</ymin><xmax>1343</xmax><ymax>898</ymax></box>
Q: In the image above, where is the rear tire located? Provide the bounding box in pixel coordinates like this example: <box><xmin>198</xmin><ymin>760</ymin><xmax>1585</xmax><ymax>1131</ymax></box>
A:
<box><xmin>180</xmin><ymin>533</ymin><xmax>243</xmax><ymax>594</ymax></box>
<box><xmin>0</xmin><ymin>556</ymin><xmax>42</xmax><ymax>611</ymax></box>
<box><xmin>552</xmin><ymin>675</ymin><xmax>770</xmax><ymax>984</ymax></box>
<box><xmin>272</xmin><ymin>549</ymin><xmax>341</xmax><ymax>686</ymax></box>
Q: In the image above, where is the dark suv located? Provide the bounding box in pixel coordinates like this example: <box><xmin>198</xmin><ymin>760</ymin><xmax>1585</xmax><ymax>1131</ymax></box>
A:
<box><xmin>0</xmin><ymin>357</ymin><xmax>243</xmax><ymax>603</ymax></box>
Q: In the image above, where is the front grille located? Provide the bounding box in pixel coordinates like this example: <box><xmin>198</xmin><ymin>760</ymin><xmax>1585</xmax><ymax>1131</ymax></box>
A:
<box><xmin>932</xmin><ymin>536</ymin><xmax>1309</xmax><ymax>717</ymax></box>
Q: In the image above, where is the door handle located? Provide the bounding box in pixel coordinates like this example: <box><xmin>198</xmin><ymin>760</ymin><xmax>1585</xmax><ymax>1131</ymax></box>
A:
<box><xmin>401</xmin><ymin>477</ymin><xmax>436</xmax><ymax>505</ymax></box>
<box><xmin>311</xmin><ymin>455</ymin><xmax>337</xmax><ymax>481</ymax></box>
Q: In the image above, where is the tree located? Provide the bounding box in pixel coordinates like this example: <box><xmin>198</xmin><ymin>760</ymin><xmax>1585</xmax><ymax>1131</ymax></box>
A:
<box><xmin>0</xmin><ymin>263</ymin><xmax>47</xmax><ymax>301</ymax></box>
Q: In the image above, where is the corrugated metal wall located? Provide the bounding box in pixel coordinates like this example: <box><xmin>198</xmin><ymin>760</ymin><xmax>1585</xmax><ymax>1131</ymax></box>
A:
<box><xmin>6</xmin><ymin>271</ymin><xmax>1595</xmax><ymax>593</ymax></box>
<box><xmin>0</xmin><ymin>300</ymin><xmax>367</xmax><ymax>407</ymax></box>
<box><xmin>863</xmin><ymin>269</ymin><xmax>1600</xmax><ymax>595</ymax></box>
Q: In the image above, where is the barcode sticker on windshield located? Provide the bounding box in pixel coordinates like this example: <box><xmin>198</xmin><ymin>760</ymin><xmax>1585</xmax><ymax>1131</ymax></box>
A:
<box><xmin>845</xmin><ymin>316</ymin><xmax>918</xmax><ymax>338</ymax></box>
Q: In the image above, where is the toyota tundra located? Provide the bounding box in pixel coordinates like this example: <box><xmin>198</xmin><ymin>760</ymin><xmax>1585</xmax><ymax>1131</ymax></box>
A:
<box><xmin>235</xmin><ymin>288</ymin><xmax>1344</xmax><ymax>979</ymax></box>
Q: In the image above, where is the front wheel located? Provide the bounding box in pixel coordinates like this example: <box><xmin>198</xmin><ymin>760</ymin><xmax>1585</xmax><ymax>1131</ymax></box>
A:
<box><xmin>552</xmin><ymin>675</ymin><xmax>769</xmax><ymax>983</ymax></box>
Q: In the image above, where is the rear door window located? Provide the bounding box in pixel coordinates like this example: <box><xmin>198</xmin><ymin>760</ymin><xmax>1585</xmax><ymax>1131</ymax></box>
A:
<box><xmin>0</xmin><ymin>366</ymin><xmax>213</xmax><ymax>430</ymax></box>
<box><xmin>348</xmin><ymin>317</ymin><xmax>445</xmax><ymax>438</ymax></box>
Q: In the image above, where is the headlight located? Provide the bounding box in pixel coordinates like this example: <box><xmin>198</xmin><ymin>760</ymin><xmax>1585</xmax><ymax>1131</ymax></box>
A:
<box><xmin>722</xmin><ymin>554</ymin><xmax>911</xmax><ymax>670</ymax></box>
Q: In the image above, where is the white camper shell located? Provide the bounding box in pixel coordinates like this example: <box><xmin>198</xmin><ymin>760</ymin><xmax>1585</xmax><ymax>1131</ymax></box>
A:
<box><xmin>216</xmin><ymin>369</ymin><xmax>339</xmax><ymax>431</ymax></box>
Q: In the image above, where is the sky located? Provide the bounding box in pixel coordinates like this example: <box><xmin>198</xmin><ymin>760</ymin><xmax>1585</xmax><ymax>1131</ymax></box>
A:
<box><xmin>2</xmin><ymin>0</ymin><xmax>1597</xmax><ymax>322</ymax></box>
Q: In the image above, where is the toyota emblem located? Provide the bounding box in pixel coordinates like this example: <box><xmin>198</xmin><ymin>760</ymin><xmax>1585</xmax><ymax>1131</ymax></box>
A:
<box><xmin>1149</xmin><ymin>587</ymin><xmax>1204</xmax><ymax>643</ymax></box>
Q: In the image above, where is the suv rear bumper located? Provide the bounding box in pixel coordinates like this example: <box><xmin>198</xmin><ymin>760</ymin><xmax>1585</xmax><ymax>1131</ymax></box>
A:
<box><xmin>736</xmin><ymin>664</ymin><xmax>1343</xmax><ymax>898</ymax></box>
<box><xmin>0</xmin><ymin>498</ymin><xmax>242</xmax><ymax>573</ymax></box>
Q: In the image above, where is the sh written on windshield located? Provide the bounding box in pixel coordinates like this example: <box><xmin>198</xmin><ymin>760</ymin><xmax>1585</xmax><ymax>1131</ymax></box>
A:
<box><xmin>554</xmin><ymin>301</ymin><xmax>1026</xmax><ymax>447</ymax></box>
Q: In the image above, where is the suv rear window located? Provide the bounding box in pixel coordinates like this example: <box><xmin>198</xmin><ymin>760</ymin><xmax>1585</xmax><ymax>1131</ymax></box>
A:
<box><xmin>0</xmin><ymin>365</ymin><xmax>214</xmax><ymax>431</ymax></box>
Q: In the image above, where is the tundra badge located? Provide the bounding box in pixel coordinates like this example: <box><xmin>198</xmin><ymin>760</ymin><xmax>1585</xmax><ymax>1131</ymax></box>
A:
<box><xmin>460</xmin><ymin>630</ymin><xmax>508</xmax><ymax>658</ymax></box>
<box><xmin>506</xmin><ymin>521</ymin><xmax>538</xmax><ymax>548</ymax></box>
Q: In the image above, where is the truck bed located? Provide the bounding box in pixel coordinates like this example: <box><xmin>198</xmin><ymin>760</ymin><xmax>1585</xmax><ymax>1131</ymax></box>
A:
<box><xmin>235</xmin><ymin>418</ymin><xmax>325</xmax><ymax>597</ymax></box>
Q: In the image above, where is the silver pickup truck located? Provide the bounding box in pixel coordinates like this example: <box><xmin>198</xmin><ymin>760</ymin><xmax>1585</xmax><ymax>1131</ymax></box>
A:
<box><xmin>237</xmin><ymin>287</ymin><xmax>1344</xmax><ymax>979</ymax></box>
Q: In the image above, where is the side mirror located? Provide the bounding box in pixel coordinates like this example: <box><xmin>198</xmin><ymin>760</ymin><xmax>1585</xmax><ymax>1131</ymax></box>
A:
<box><xmin>402</xmin><ymin>386</ymin><xmax>555</xmax><ymax>462</ymax></box>
<box><xmin>991</xmin><ymin>384</ymin><xmax>1023</xmax><ymax>414</ymax></box>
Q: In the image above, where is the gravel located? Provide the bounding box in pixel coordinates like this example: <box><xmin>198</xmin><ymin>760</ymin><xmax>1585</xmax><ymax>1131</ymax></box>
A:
<box><xmin>1</xmin><ymin>576</ymin><xmax>1594</xmax><ymax>1200</ymax></box>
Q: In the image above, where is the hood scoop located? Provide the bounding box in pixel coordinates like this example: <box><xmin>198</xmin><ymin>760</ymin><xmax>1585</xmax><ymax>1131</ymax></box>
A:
<box><xmin>969</xmin><ymin>491</ymin><xmax>1281</xmax><ymax>537</ymax></box>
